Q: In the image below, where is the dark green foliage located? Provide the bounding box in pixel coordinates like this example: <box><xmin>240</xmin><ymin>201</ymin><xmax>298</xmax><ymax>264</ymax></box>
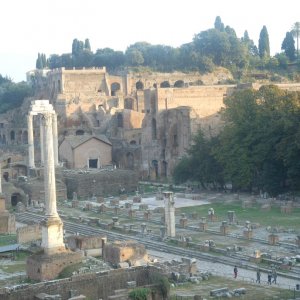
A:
<box><xmin>258</xmin><ymin>26</ymin><xmax>270</xmax><ymax>58</ymax></box>
<box><xmin>0</xmin><ymin>78</ymin><xmax>32</xmax><ymax>113</ymax></box>
<box><xmin>174</xmin><ymin>85</ymin><xmax>300</xmax><ymax>196</ymax></box>
<box><xmin>36</xmin><ymin>53</ymin><xmax>47</xmax><ymax>69</ymax></box>
<box><xmin>128</xmin><ymin>288</ymin><xmax>150</xmax><ymax>300</ymax></box>
<box><xmin>281</xmin><ymin>32</ymin><xmax>296</xmax><ymax>61</ymax></box>
<box><xmin>84</xmin><ymin>38</ymin><xmax>91</xmax><ymax>51</ymax></box>
<box><xmin>214</xmin><ymin>16</ymin><xmax>225</xmax><ymax>32</ymax></box>
<box><xmin>291</xmin><ymin>22</ymin><xmax>300</xmax><ymax>59</ymax></box>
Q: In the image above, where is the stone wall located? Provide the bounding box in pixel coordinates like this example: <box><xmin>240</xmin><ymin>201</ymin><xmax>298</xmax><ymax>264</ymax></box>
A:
<box><xmin>0</xmin><ymin>212</ymin><xmax>16</xmax><ymax>234</ymax></box>
<box><xmin>0</xmin><ymin>266</ymin><xmax>158</xmax><ymax>300</ymax></box>
<box><xmin>17</xmin><ymin>224</ymin><xmax>41</xmax><ymax>244</ymax></box>
<box><xmin>64</xmin><ymin>169</ymin><xmax>138</xmax><ymax>198</ymax></box>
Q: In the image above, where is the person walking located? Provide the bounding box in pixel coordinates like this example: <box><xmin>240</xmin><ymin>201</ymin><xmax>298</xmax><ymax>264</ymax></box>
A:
<box><xmin>234</xmin><ymin>266</ymin><xmax>238</xmax><ymax>279</ymax></box>
<box><xmin>256</xmin><ymin>269</ymin><xmax>261</xmax><ymax>284</ymax></box>
<box><xmin>267</xmin><ymin>272</ymin><xmax>272</xmax><ymax>285</ymax></box>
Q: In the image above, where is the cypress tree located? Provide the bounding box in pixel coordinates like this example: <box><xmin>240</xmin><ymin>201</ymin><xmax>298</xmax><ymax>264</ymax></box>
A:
<box><xmin>258</xmin><ymin>25</ymin><xmax>270</xmax><ymax>58</ymax></box>
<box><xmin>281</xmin><ymin>32</ymin><xmax>296</xmax><ymax>61</ymax></box>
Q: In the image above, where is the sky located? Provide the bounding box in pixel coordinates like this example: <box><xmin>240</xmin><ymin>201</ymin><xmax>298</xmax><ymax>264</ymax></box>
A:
<box><xmin>0</xmin><ymin>0</ymin><xmax>299</xmax><ymax>82</ymax></box>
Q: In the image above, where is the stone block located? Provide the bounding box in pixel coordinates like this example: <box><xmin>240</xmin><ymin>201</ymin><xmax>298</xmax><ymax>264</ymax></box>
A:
<box><xmin>199</xmin><ymin>222</ymin><xmax>208</xmax><ymax>232</ymax></box>
<box><xmin>268</xmin><ymin>234</ymin><xmax>279</xmax><ymax>245</ymax></box>
<box><xmin>243</xmin><ymin>230</ymin><xmax>253</xmax><ymax>240</ymax></box>
<box><xmin>180</xmin><ymin>218</ymin><xmax>188</xmax><ymax>228</ymax></box>
<box><xmin>281</xmin><ymin>205</ymin><xmax>292</xmax><ymax>214</ymax></box>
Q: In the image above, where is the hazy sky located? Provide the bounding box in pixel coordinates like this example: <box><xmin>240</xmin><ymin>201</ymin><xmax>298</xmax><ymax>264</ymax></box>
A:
<box><xmin>0</xmin><ymin>0</ymin><xmax>299</xmax><ymax>82</ymax></box>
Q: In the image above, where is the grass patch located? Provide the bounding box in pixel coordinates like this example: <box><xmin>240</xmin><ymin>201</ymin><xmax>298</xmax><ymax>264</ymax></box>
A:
<box><xmin>180</xmin><ymin>203</ymin><xmax>300</xmax><ymax>229</ymax></box>
<box><xmin>0</xmin><ymin>234</ymin><xmax>17</xmax><ymax>246</ymax></box>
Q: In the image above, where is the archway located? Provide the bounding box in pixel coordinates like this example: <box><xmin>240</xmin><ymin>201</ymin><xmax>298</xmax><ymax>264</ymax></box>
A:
<box><xmin>124</xmin><ymin>98</ymin><xmax>135</xmax><ymax>110</ymax></box>
<box><xmin>160</xmin><ymin>81</ymin><xmax>170</xmax><ymax>88</ymax></box>
<box><xmin>111</xmin><ymin>82</ymin><xmax>121</xmax><ymax>96</ymax></box>
<box><xmin>151</xmin><ymin>160</ymin><xmax>158</xmax><ymax>179</ymax></box>
<box><xmin>22</xmin><ymin>130</ymin><xmax>28</xmax><ymax>144</ymax></box>
<box><xmin>10</xmin><ymin>130</ymin><xmax>15</xmax><ymax>142</ymax></box>
<box><xmin>126</xmin><ymin>152</ymin><xmax>134</xmax><ymax>169</ymax></box>
<box><xmin>136</xmin><ymin>81</ymin><xmax>144</xmax><ymax>90</ymax></box>
<box><xmin>75</xmin><ymin>129</ymin><xmax>85</xmax><ymax>135</ymax></box>
<box><xmin>174</xmin><ymin>80</ymin><xmax>184</xmax><ymax>88</ymax></box>
<box><xmin>117</xmin><ymin>114</ymin><xmax>123</xmax><ymax>128</ymax></box>
<box><xmin>11</xmin><ymin>193</ymin><xmax>22</xmax><ymax>207</ymax></box>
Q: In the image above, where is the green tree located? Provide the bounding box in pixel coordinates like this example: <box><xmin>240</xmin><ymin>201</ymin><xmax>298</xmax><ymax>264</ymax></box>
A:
<box><xmin>291</xmin><ymin>22</ymin><xmax>300</xmax><ymax>59</ymax></box>
<box><xmin>36</xmin><ymin>53</ymin><xmax>43</xmax><ymax>69</ymax></box>
<box><xmin>258</xmin><ymin>25</ymin><xmax>270</xmax><ymax>58</ymax></box>
<box><xmin>125</xmin><ymin>48</ymin><xmax>144</xmax><ymax>66</ymax></box>
<box><xmin>214</xmin><ymin>16</ymin><xmax>224</xmax><ymax>31</ymax></box>
<box><xmin>281</xmin><ymin>31</ymin><xmax>296</xmax><ymax>61</ymax></box>
<box><xmin>84</xmin><ymin>38</ymin><xmax>91</xmax><ymax>51</ymax></box>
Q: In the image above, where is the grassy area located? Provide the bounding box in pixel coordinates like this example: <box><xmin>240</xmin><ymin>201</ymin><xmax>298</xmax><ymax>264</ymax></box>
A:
<box><xmin>170</xmin><ymin>276</ymin><xmax>299</xmax><ymax>299</ymax></box>
<box><xmin>0</xmin><ymin>234</ymin><xmax>17</xmax><ymax>246</ymax></box>
<box><xmin>180</xmin><ymin>203</ymin><xmax>300</xmax><ymax>229</ymax></box>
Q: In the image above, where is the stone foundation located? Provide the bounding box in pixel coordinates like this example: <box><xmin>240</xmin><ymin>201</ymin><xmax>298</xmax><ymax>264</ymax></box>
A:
<box><xmin>26</xmin><ymin>250</ymin><xmax>83</xmax><ymax>281</ymax></box>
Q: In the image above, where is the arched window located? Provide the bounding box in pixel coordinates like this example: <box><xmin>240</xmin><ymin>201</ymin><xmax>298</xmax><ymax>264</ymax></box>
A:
<box><xmin>22</xmin><ymin>131</ymin><xmax>28</xmax><ymax>144</ymax></box>
<box><xmin>174</xmin><ymin>80</ymin><xmax>184</xmax><ymax>88</ymax></box>
<box><xmin>124</xmin><ymin>98</ymin><xmax>134</xmax><ymax>110</ymax></box>
<box><xmin>136</xmin><ymin>81</ymin><xmax>144</xmax><ymax>90</ymax></box>
<box><xmin>152</xmin><ymin>118</ymin><xmax>157</xmax><ymax>140</ymax></box>
<box><xmin>75</xmin><ymin>129</ymin><xmax>85</xmax><ymax>135</ymax></box>
<box><xmin>117</xmin><ymin>114</ymin><xmax>123</xmax><ymax>128</ymax></box>
<box><xmin>111</xmin><ymin>82</ymin><xmax>121</xmax><ymax>96</ymax></box>
<box><xmin>10</xmin><ymin>131</ymin><xmax>15</xmax><ymax>141</ymax></box>
<box><xmin>160</xmin><ymin>81</ymin><xmax>170</xmax><ymax>88</ymax></box>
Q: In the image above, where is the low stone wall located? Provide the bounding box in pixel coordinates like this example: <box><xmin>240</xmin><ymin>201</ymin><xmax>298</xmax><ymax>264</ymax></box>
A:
<box><xmin>0</xmin><ymin>266</ymin><xmax>158</xmax><ymax>300</ymax></box>
<box><xmin>64</xmin><ymin>170</ymin><xmax>139</xmax><ymax>198</ymax></box>
<box><xmin>17</xmin><ymin>224</ymin><xmax>41</xmax><ymax>244</ymax></box>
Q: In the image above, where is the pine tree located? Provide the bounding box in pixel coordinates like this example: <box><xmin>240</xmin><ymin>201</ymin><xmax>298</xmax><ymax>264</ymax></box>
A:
<box><xmin>258</xmin><ymin>26</ymin><xmax>270</xmax><ymax>58</ymax></box>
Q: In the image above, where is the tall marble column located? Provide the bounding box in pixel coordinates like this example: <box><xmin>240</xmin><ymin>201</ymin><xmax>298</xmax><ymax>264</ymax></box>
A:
<box><xmin>39</xmin><ymin>116</ymin><xmax>44</xmax><ymax>166</ymax></box>
<box><xmin>52</xmin><ymin>113</ymin><xmax>59</xmax><ymax>166</ymax></box>
<box><xmin>40</xmin><ymin>112</ymin><xmax>65</xmax><ymax>254</ymax></box>
<box><xmin>27</xmin><ymin>114</ymin><xmax>35</xmax><ymax>168</ymax></box>
<box><xmin>164</xmin><ymin>191</ymin><xmax>176</xmax><ymax>237</ymax></box>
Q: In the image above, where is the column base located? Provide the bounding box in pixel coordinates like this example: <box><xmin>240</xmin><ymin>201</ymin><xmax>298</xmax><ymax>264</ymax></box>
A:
<box><xmin>26</xmin><ymin>250</ymin><xmax>83</xmax><ymax>281</ymax></box>
<box><xmin>41</xmin><ymin>216</ymin><xmax>65</xmax><ymax>255</ymax></box>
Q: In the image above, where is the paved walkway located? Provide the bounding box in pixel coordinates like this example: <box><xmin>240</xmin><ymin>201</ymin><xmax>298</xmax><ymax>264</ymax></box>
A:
<box><xmin>148</xmin><ymin>249</ymin><xmax>300</xmax><ymax>290</ymax></box>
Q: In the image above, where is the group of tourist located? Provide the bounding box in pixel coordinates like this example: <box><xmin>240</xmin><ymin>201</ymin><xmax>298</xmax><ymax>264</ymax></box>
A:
<box><xmin>256</xmin><ymin>269</ymin><xmax>277</xmax><ymax>285</ymax></box>
<box><xmin>234</xmin><ymin>267</ymin><xmax>278</xmax><ymax>285</ymax></box>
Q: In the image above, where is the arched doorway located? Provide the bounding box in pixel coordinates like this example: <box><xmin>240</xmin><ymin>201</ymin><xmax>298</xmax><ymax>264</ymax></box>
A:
<box><xmin>11</xmin><ymin>193</ymin><xmax>22</xmax><ymax>207</ymax></box>
<box><xmin>151</xmin><ymin>160</ymin><xmax>158</xmax><ymax>180</ymax></box>
<box><xmin>111</xmin><ymin>82</ymin><xmax>121</xmax><ymax>96</ymax></box>
<box><xmin>126</xmin><ymin>152</ymin><xmax>134</xmax><ymax>169</ymax></box>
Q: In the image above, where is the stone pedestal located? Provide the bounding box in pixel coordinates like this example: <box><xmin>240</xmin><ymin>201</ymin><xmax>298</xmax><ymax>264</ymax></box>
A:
<box><xmin>128</xmin><ymin>209</ymin><xmax>136</xmax><ymax>218</ymax></box>
<box><xmin>114</xmin><ymin>206</ymin><xmax>119</xmax><ymax>215</ymax></box>
<box><xmin>41</xmin><ymin>217</ymin><xmax>65</xmax><ymax>255</ymax></box>
<box><xmin>26</xmin><ymin>250</ymin><xmax>82</xmax><ymax>281</ymax></box>
<box><xmin>133</xmin><ymin>196</ymin><xmax>141</xmax><ymax>203</ymax></box>
<box><xmin>227</xmin><ymin>211</ymin><xmax>236</xmax><ymax>224</ymax></box>
<box><xmin>71</xmin><ymin>200</ymin><xmax>79</xmax><ymax>208</ymax></box>
<box><xmin>144</xmin><ymin>210</ymin><xmax>151</xmax><ymax>220</ymax></box>
<box><xmin>220</xmin><ymin>221</ymin><xmax>229</xmax><ymax>235</ymax></box>
<box><xmin>180</xmin><ymin>218</ymin><xmax>188</xmax><ymax>228</ymax></box>
<box><xmin>268</xmin><ymin>234</ymin><xmax>279</xmax><ymax>245</ymax></box>
<box><xmin>208</xmin><ymin>214</ymin><xmax>217</xmax><ymax>222</ymax></box>
<box><xmin>199</xmin><ymin>222</ymin><xmax>208</xmax><ymax>232</ymax></box>
<box><xmin>243</xmin><ymin>230</ymin><xmax>253</xmax><ymax>240</ymax></box>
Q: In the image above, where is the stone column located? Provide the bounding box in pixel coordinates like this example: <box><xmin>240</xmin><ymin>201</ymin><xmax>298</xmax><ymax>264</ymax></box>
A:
<box><xmin>52</xmin><ymin>113</ymin><xmax>59</xmax><ymax>166</ymax></box>
<box><xmin>42</xmin><ymin>113</ymin><xmax>58</xmax><ymax>218</ymax></box>
<box><xmin>27</xmin><ymin>114</ymin><xmax>35</xmax><ymax>168</ymax></box>
<box><xmin>164</xmin><ymin>191</ymin><xmax>175</xmax><ymax>237</ymax></box>
<box><xmin>40</xmin><ymin>112</ymin><xmax>65</xmax><ymax>255</ymax></box>
<box><xmin>0</xmin><ymin>162</ymin><xmax>2</xmax><ymax>194</ymax></box>
<box><xmin>39</xmin><ymin>116</ymin><xmax>44</xmax><ymax>165</ymax></box>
